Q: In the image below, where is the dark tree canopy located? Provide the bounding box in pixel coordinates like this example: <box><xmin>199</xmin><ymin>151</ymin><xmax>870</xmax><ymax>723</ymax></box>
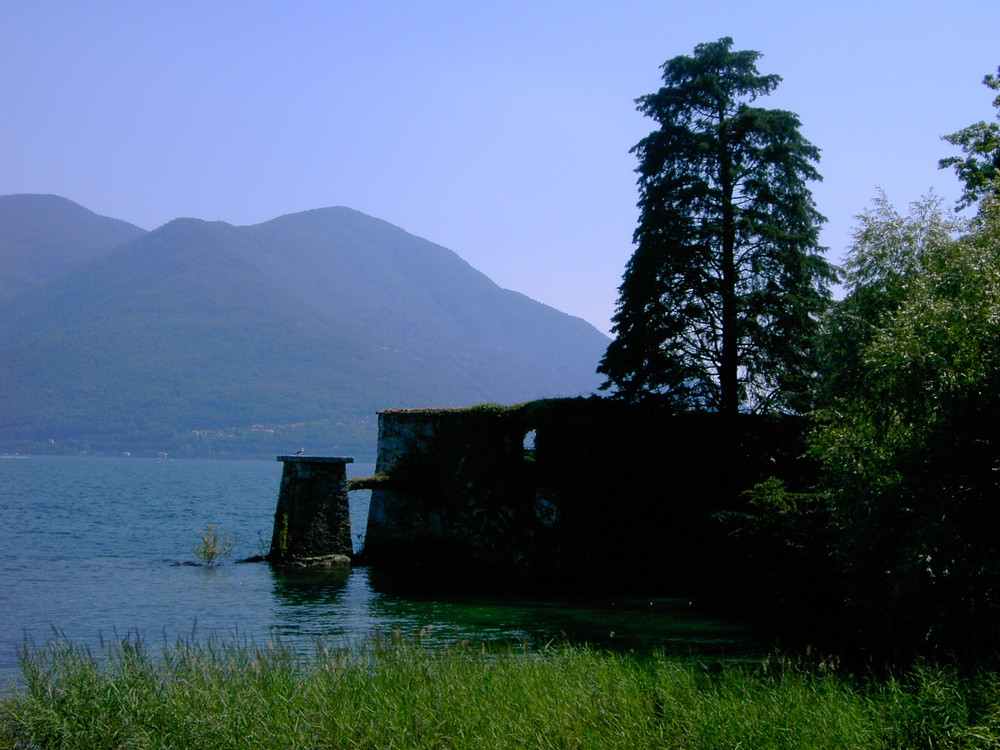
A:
<box><xmin>940</xmin><ymin>66</ymin><xmax>1000</xmax><ymax>209</ymax></box>
<box><xmin>598</xmin><ymin>37</ymin><xmax>833</xmax><ymax>414</ymax></box>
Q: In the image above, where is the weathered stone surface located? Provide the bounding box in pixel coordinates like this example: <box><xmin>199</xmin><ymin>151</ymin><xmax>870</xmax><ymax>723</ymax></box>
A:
<box><xmin>362</xmin><ymin>400</ymin><xmax>814</xmax><ymax>590</ymax></box>
<box><xmin>363</xmin><ymin>405</ymin><xmax>543</xmax><ymax>578</ymax></box>
<box><xmin>270</xmin><ymin>456</ymin><xmax>354</xmax><ymax>564</ymax></box>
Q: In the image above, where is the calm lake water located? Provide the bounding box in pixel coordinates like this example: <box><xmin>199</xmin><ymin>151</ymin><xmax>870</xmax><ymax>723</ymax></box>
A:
<box><xmin>0</xmin><ymin>455</ymin><xmax>760</xmax><ymax>689</ymax></box>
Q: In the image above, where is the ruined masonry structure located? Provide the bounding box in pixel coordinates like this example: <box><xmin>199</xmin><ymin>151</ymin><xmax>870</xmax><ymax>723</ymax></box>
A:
<box><xmin>362</xmin><ymin>400</ymin><xmax>813</xmax><ymax>590</ymax></box>
<box><xmin>270</xmin><ymin>455</ymin><xmax>353</xmax><ymax>566</ymax></box>
<box><xmin>364</xmin><ymin>406</ymin><xmax>544</xmax><ymax>578</ymax></box>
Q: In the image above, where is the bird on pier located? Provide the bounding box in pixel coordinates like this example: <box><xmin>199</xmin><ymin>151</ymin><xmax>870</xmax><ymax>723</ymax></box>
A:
<box><xmin>294</xmin><ymin>448</ymin><xmax>304</xmax><ymax>455</ymax></box>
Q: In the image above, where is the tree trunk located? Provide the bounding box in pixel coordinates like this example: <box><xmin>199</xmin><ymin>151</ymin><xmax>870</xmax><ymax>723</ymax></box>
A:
<box><xmin>719</xmin><ymin>137</ymin><xmax>739</xmax><ymax>416</ymax></box>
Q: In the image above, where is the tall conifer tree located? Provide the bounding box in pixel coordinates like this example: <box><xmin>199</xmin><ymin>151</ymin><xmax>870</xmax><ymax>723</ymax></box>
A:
<box><xmin>598</xmin><ymin>38</ymin><xmax>833</xmax><ymax>413</ymax></box>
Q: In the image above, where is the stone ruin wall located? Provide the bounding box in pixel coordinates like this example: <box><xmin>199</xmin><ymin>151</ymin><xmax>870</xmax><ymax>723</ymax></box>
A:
<box><xmin>362</xmin><ymin>399</ymin><xmax>813</xmax><ymax>591</ymax></box>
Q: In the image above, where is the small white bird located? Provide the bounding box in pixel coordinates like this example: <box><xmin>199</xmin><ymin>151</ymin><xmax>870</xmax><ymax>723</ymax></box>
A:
<box><xmin>294</xmin><ymin>448</ymin><xmax>304</xmax><ymax>455</ymax></box>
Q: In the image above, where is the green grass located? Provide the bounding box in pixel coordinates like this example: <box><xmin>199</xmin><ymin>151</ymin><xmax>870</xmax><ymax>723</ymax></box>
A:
<box><xmin>4</xmin><ymin>635</ymin><xmax>1000</xmax><ymax>749</ymax></box>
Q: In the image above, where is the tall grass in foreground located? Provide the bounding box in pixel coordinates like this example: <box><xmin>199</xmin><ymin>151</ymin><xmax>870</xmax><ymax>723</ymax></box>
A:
<box><xmin>4</xmin><ymin>636</ymin><xmax>1000</xmax><ymax>750</ymax></box>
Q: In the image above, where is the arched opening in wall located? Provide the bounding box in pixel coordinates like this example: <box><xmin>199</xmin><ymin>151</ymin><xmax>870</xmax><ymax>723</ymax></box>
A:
<box><xmin>523</xmin><ymin>429</ymin><xmax>537</xmax><ymax>456</ymax></box>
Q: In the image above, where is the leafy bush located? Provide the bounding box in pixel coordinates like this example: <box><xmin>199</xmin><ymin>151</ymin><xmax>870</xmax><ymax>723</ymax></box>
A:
<box><xmin>192</xmin><ymin>524</ymin><xmax>235</xmax><ymax>566</ymax></box>
<box><xmin>814</xmin><ymin>194</ymin><xmax>1000</xmax><ymax>658</ymax></box>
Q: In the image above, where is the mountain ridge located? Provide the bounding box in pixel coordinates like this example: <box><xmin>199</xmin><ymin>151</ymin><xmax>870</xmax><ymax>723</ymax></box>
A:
<box><xmin>0</xmin><ymin>196</ymin><xmax>608</xmax><ymax>459</ymax></box>
<box><xmin>0</xmin><ymin>194</ymin><xmax>147</xmax><ymax>301</ymax></box>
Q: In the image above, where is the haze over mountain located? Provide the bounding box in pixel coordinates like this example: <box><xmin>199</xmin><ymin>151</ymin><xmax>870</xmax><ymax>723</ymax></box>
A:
<box><xmin>0</xmin><ymin>196</ymin><xmax>609</xmax><ymax>459</ymax></box>
<box><xmin>0</xmin><ymin>194</ymin><xmax>147</xmax><ymax>300</ymax></box>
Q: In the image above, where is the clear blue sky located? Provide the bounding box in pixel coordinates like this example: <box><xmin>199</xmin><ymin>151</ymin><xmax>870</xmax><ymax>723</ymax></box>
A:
<box><xmin>2</xmin><ymin>1</ymin><xmax>997</xmax><ymax>334</ymax></box>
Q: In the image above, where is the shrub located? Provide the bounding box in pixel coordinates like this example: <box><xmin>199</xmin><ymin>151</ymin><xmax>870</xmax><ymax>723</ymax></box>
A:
<box><xmin>192</xmin><ymin>524</ymin><xmax>235</xmax><ymax>566</ymax></box>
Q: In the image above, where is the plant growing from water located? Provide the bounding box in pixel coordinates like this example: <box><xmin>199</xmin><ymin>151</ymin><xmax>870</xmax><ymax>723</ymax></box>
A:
<box><xmin>193</xmin><ymin>524</ymin><xmax>235</xmax><ymax>566</ymax></box>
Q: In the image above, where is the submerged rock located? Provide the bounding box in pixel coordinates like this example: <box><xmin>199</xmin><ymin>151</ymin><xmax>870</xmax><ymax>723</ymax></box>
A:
<box><xmin>269</xmin><ymin>553</ymin><xmax>351</xmax><ymax>569</ymax></box>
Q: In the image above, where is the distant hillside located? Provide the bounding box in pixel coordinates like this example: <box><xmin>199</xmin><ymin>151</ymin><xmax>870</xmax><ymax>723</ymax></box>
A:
<box><xmin>0</xmin><ymin>194</ymin><xmax>147</xmax><ymax>300</ymax></box>
<box><xmin>0</xmin><ymin>201</ymin><xmax>609</xmax><ymax>459</ymax></box>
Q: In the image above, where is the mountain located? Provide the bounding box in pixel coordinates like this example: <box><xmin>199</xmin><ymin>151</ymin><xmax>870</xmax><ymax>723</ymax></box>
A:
<box><xmin>0</xmin><ymin>201</ymin><xmax>609</xmax><ymax>459</ymax></box>
<box><xmin>0</xmin><ymin>194</ymin><xmax>147</xmax><ymax>300</ymax></box>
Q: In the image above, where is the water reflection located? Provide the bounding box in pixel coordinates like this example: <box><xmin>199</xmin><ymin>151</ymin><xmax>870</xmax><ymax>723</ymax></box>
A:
<box><xmin>270</xmin><ymin>566</ymin><xmax>352</xmax><ymax>603</ymax></box>
<box><xmin>266</xmin><ymin>564</ymin><xmax>762</xmax><ymax>661</ymax></box>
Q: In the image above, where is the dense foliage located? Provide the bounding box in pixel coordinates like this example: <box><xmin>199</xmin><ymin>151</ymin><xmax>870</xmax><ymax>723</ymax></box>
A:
<box><xmin>811</xmin><ymin>194</ymin><xmax>1000</xmax><ymax>658</ymax></box>
<box><xmin>599</xmin><ymin>38</ymin><xmax>833</xmax><ymax>414</ymax></box>
<box><xmin>707</xmin><ymin>63</ymin><xmax>1000</xmax><ymax>661</ymax></box>
<box><xmin>796</xmin><ymin>63</ymin><xmax>1000</xmax><ymax>658</ymax></box>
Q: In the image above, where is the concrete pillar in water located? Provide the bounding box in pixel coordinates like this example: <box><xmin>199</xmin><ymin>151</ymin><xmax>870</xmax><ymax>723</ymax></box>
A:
<box><xmin>270</xmin><ymin>456</ymin><xmax>354</xmax><ymax>566</ymax></box>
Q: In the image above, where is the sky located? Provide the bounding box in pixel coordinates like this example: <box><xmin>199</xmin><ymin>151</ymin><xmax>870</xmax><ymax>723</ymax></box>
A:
<box><xmin>2</xmin><ymin>1</ymin><xmax>998</xmax><ymax>335</ymax></box>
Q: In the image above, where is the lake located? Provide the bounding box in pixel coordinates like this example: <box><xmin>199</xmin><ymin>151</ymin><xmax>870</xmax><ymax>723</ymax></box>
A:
<box><xmin>0</xmin><ymin>455</ymin><xmax>760</xmax><ymax>689</ymax></box>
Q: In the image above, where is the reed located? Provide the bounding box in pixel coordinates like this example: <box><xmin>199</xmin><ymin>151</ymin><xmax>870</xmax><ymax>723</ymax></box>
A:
<box><xmin>3</xmin><ymin>634</ymin><xmax>1000</xmax><ymax>749</ymax></box>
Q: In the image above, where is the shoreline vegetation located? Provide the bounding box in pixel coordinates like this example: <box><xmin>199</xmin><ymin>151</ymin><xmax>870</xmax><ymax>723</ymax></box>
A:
<box><xmin>5</xmin><ymin>635</ymin><xmax>1000</xmax><ymax>749</ymax></box>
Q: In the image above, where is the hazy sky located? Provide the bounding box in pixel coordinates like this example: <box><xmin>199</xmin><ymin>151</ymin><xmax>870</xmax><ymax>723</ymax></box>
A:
<box><xmin>2</xmin><ymin>1</ymin><xmax>998</xmax><ymax>334</ymax></box>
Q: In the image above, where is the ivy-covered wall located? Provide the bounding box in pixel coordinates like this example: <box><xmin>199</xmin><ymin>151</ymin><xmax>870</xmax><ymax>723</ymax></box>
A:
<box><xmin>362</xmin><ymin>398</ymin><xmax>812</xmax><ymax>592</ymax></box>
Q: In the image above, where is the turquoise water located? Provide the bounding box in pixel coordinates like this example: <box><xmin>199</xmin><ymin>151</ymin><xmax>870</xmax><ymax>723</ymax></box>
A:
<box><xmin>0</xmin><ymin>456</ymin><xmax>759</xmax><ymax>689</ymax></box>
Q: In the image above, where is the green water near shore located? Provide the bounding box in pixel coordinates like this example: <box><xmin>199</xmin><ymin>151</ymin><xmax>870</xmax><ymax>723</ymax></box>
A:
<box><xmin>1</xmin><ymin>456</ymin><xmax>761</xmax><ymax>689</ymax></box>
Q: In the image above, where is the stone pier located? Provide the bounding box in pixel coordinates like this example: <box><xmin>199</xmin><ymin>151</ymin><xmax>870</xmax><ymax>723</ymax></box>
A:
<box><xmin>269</xmin><ymin>455</ymin><xmax>353</xmax><ymax>567</ymax></box>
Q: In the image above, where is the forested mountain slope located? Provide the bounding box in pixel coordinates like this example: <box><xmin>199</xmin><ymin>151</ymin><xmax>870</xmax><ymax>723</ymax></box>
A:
<box><xmin>0</xmin><ymin>201</ymin><xmax>607</xmax><ymax>458</ymax></box>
